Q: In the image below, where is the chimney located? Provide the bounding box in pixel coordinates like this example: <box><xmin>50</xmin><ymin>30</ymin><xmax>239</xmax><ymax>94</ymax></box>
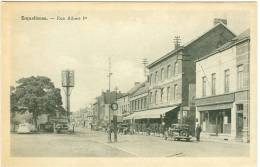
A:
<box><xmin>173</xmin><ymin>36</ymin><xmax>181</xmax><ymax>49</ymax></box>
<box><xmin>134</xmin><ymin>82</ymin><xmax>140</xmax><ymax>86</ymax></box>
<box><xmin>214</xmin><ymin>18</ymin><xmax>227</xmax><ymax>26</ymax></box>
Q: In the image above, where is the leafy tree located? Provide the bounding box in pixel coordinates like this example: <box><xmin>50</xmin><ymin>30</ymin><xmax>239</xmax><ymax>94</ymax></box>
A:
<box><xmin>182</xmin><ymin>112</ymin><xmax>196</xmax><ymax>136</ymax></box>
<box><xmin>10</xmin><ymin>76</ymin><xmax>65</xmax><ymax>130</ymax></box>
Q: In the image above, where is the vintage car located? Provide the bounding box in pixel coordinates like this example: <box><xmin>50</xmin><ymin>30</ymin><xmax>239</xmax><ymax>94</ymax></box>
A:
<box><xmin>17</xmin><ymin>123</ymin><xmax>34</xmax><ymax>134</ymax></box>
<box><xmin>55</xmin><ymin>123</ymin><xmax>69</xmax><ymax>133</ymax></box>
<box><xmin>167</xmin><ymin>124</ymin><xmax>191</xmax><ymax>142</ymax></box>
<box><xmin>118</xmin><ymin>123</ymin><xmax>130</xmax><ymax>135</ymax></box>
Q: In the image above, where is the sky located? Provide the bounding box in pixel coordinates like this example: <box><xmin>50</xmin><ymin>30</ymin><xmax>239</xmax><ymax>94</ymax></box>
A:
<box><xmin>8</xmin><ymin>3</ymin><xmax>251</xmax><ymax>112</ymax></box>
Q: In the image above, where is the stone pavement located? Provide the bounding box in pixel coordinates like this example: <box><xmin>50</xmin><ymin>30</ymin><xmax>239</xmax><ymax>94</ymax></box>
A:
<box><xmin>78</xmin><ymin>128</ymin><xmax>249</xmax><ymax>157</ymax></box>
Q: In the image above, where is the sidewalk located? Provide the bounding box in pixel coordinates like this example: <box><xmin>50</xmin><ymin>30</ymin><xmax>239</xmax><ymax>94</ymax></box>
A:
<box><xmin>76</xmin><ymin>128</ymin><xmax>249</xmax><ymax>157</ymax></box>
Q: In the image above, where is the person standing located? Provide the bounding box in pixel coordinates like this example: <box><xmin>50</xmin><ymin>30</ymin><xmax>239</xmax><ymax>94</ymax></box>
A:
<box><xmin>107</xmin><ymin>122</ymin><xmax>113</xmax><ymax>143</ymax></box>
<box><xmin>196</xmin><ymin>124</ymin><xmax>202</xmax><ymax>141</ymax></box>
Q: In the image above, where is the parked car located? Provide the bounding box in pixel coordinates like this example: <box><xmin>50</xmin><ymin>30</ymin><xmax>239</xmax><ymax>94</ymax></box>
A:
<box><xmin>55</xmin><ymin>123</ymin><xmax>69</xmax><ymax>133</ymax></box>
<box><xmin>167</xmin><ymin>124</ymin><xmax>191</xmax><ymax>142</ymax></box>
<box><xmin>17</xmin><ymin>123</ymin><xmax>33</xmax><ymax>134</ymax></box>
<box><xmin>118</xmin><ymin>123</ymin><xmax>130</xmax><ymax>135</ymax></box>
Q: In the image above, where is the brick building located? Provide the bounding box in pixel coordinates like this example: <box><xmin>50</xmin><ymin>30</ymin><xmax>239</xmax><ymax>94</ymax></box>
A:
<box><xmin>146</xmin><ymin>20</ymin><xmax>236</xmax><ymax>128</ymax></box>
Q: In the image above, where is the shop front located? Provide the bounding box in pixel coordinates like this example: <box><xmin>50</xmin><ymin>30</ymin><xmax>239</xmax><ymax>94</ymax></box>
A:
<box><xmin>123</xmin><ymin>106</ymin><xmax>180</xmax><ymax>135</ymax></box>
<box><xmin>196</xmin><ymin>93</ymin><xmax>237</xmax><ymax>140</ymax></box>
<box><xmin>200</xmin><ymin>109</ymin><xmax>231</xmax><ymax>135</ymax></box>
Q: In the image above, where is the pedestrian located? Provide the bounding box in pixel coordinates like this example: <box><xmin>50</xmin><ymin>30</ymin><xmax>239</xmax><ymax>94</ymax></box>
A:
<box><xmin>162</xmin><ymin>121</ymin><xmax>167</xmax><ymax>140</ymax></box>
<box><xmin>107</xmin><ymin>122</ymin><xmax>113</xmax><ymax>143</ymax></box>
<box><xmin>196</xmin><ymin>124</ymin><xmax>202</xmax><ymax>141</ymax></box>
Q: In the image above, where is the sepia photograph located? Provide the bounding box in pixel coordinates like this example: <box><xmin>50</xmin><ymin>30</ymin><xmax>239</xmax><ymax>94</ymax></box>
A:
<box><xmin>1</xmin><ymin>2</ymin><xmax>257</xmax><ymax>167</ymax></box>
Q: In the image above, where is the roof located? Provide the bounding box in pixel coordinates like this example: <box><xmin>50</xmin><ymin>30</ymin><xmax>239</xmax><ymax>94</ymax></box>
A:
<box><xmin>127</xmin><ymin>82</ymin><xmax>146</xmax><ymax>95</ymax></box>
<box><xmin>195</xmin><ymin>28</ymin><xmax>250</xmax><ymax>63</ymax></box>
<box><xmin>147</xmin><ymin>23</ymin><xmax>236</xmax><ymax>68</ymax></box>
<box><xmin>131</xmin><ymin>83</ymin><xmax>149</xmax><ymax>97</ymax></box>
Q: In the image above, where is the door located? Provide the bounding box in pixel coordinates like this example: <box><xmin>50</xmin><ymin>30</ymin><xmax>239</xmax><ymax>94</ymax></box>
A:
<box><xmin>236</xmin><ymin>113</ymin><xmax>243</xmax><ymax>137</ymax></box>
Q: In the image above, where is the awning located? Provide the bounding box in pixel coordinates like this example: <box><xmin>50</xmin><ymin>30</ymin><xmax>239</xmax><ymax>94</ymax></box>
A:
<box><xmin>123</xmin><ymin>106</ymin><xmax>179</xmax><ymax>120</ymax></box>
<box><xmin>123</xmin><ymin>113</ymin><xmax>137</xmax><ymax>120</ymax></box>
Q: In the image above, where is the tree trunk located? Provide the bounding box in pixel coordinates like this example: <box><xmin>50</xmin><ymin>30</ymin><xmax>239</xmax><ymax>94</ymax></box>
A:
<box><xmin>33</xmin><ymin>110</ymin><xmax>38</xmax><ymax>131</ymax></box>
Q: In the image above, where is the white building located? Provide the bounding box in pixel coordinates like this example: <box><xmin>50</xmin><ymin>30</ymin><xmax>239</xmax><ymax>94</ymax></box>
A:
<box><xmin>195</xmin><ymin>29</ymin><xmax>250</xmax><ymax>142</ymax></box>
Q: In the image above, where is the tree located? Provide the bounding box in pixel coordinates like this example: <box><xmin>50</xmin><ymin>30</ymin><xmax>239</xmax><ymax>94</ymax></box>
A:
<box><xmin>182</xmin><ymin>112</ymin><xmax>196</xmax><ymax>136</ymax></box>
<box><xmin>10</xmin><ymin>76</ymin><xmax>65</xmax><ymax>130</ymax></box>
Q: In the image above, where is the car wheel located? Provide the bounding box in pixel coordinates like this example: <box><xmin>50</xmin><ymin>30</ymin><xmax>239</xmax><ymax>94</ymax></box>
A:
<box><xmin>180</xmin><ymin>130</ymin><xmax>187</xmax><ymax>137</ymax></box>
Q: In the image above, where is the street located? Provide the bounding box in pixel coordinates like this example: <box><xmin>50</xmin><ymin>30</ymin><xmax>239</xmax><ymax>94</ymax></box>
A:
<box><xmin>11</xmin><ymin>128</ymin><xmax>249</xmax><ymax>157</ymax></box>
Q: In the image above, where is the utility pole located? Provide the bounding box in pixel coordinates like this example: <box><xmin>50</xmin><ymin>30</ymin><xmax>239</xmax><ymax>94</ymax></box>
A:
<box><xmin>173</xmin><ymin>36</ymin><xmax>181</xmax><ymax>49</ymax></box>
<box><xmin>107</xmin><ymin>57</ymin><xmax>113</xmax><ymax>143</ymax></box>
<box><xmin>107</xmin><ymin>57</ymin><xmax>113</xmax><ymax>123</ymax></box>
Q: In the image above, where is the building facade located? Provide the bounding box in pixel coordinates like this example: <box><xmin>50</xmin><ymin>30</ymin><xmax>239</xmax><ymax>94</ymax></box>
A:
<box><xmin>93</xmin><ymin>90</ymin><xmax>124</xmax><ymax>126</ymax></box>
<box><xmin>116</xmin><ymin>94</ymin><xmax>130</xmax><ymax>117</ymax></box>
<box><xmin>195</xmin><ymin>29</ymin><xmax>250</xmax><ymax>142</ymax></box>
<box><xmin>129</xmin><ymin>82</ymin><xmax>149</xmax><ymax>113</ymax></box>
<box><xmin>147</xmin><ymin>21</ymin><xmax>236</xmax><ymax>127</ymax></box>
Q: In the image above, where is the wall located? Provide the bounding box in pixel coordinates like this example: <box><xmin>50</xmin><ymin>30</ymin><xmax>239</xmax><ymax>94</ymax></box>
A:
<box><xmin>148</xmin><ymin>51</ymin><xmax>182</xmax><ymax>109</ymax></box>
<box><xmin>196</xmin><ymin>47</ymin><xmax>237</xmax><ymax>98</ymax></box>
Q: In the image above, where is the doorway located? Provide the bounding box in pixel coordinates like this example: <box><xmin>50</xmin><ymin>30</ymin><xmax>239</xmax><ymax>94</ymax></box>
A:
<box><xmin>236</xmin><ymin>113</ymin><xmax>243</xmax><ymax>137</ymax></box>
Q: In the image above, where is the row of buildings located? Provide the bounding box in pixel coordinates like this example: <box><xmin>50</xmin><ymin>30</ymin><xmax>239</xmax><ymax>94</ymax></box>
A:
<box><xmin>90</xmin><ymin>19</ymin><xmax>250</xmax><ymax>143</ymax></box>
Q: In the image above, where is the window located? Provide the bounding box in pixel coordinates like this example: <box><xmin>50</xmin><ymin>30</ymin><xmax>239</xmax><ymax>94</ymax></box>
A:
<box><xmin>174</xmin><ymin>84</ymin><xmax>178</xmax><ymax>100</ymax></box>
<box><xmin>161</xmin><ymin>88</ymin><xmax>164</xmax><ymax>103</ymax></box>
<box><xmin>161</xmin><ymin>68</ymin><xmax>165</xmax><ymax>81</ymax></box>
<box><xmin>167</xmin><ymin>86</ymin><xmax>170</xmax><ymax>102</ymax></box>
<box><xmin>224</xmin><ymin>69</ymin><xmax>230</xmax><ymax>93</ymax></box>
<box><xmin>134</xmin><ymin>100</ymin><xmax>137</xmax><ymax>111</ymax></box>
<box><xmin>237</xmin><ymin>104</ymin><xmax>244</xmax><ymax>111</ymax></box>
<box><xmin>237</xmin><ymin>65</ymin><xmax>244</xmax><ymax>89</ymax></box>
<box><xmin>144</xmin><ymin>98</ymin><xmax>147</xmax><ymax>108</ymax></box>
<box><xmin>211</xmin><ymin>73</ymin><xmax>216</xmax><ymax>95</ymax></box>
<box><xmin>155</xmin><ymin>90</ymin><xmax>158</xmax><ymax>104</ymax></box>
<box><xmin>150</xmin><ymin>74</ymin><xmax>153</xmax><ymax>85</ymax></box>
<box><xmin>167</xmin><ymin>65</ymin><xmax>171</xmax><ymax>79</ymax></box>
<box><xmin>155</xmin><ymin>71</ymin><xmax>158</xmax><ymax>84</ymax></box>
<box><xmin>202</xmin><ymin>76</ymin><xmax>206</xmax><ymax>97</ymax></box>
<box><xmin>174</xmin><ymin>61</ymin><xmax>179</xmax><ymax>76</ymax></box>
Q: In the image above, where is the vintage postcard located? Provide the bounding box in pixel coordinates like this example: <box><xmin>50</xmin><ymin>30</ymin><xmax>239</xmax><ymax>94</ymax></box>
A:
<box><xmin>1</xmin><ymin>2</ymin><xmax>257</xmax><ymax>167</ymax></box>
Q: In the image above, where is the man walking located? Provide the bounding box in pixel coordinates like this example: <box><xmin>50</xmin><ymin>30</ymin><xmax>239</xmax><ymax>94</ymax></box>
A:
<box><xmin>196</xmin><ymin>124</ymin><xmax>202</xmax><ymax>141</ymax></box>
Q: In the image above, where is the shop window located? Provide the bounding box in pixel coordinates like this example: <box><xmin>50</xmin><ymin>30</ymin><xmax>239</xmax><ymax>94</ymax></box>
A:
<box><xmin>209</xmin><ymin>112</ymin><xmax>217</xmax><ymax>124</ymax></box>
<box><xmin>224</xmin><ymin>110</ymin><xmax>231</xmax><ymax>124</ymax></box>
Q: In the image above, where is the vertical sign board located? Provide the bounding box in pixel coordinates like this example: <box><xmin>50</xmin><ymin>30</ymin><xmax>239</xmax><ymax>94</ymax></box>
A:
<box><xmin>62</xmin><ymin>70</ymin><xmax>75</xmax><ymax>87</ymax></box>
